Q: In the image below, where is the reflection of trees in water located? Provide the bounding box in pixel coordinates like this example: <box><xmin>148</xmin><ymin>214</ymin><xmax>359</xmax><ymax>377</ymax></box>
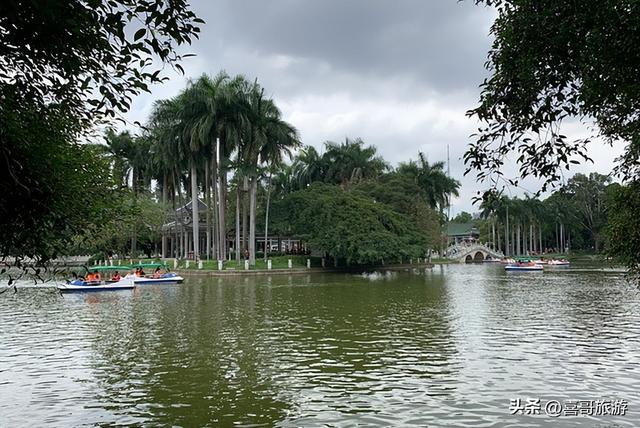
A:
<box><xmin>88</xmin><ymin>284</ymin><xmax>292</xmax><ymax>427</ymax></box>
<box><xmin>86</xmin><ymin>272</ymin><xmax>461</xmax><ymax>425</ymax></box>
<box><xmin>249</xmin><ymin>271</ymin><xmax>460</xmax><ymax>421</ymax></box>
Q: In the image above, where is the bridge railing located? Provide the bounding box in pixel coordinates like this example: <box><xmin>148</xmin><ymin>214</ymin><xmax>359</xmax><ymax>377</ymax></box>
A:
<box><xmin>445</xmin><ymin>242</ymin><xmax>504</xmax><ymax>259</ymax></box>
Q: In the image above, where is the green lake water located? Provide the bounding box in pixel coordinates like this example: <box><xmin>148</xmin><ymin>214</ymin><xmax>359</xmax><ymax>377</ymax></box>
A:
<box><xmin>1</xmin><ymin>264</ymin><xmax>638</xmax><ymax>427</ymax></box>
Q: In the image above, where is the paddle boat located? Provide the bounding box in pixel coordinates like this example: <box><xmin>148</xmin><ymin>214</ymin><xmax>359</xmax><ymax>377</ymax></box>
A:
<box><xmin>130</xmin><ymin>263</ymin><xmax>184</xmax><ymax>285</ymax></box>
<box><xmin>58</xmin><ymin>265</ymin><xmax>135</xmax><ymax>292</ymax></box>
<box><xmin>505</xmin><ymin>261</ymin><xmax>544</xmax><ymax>271</ymax></box>
<box><xmin>547</xmin><ymin>259</ymin><xmax>570</xmax><ymax>267</ymax></box>
<box><xmin>513</xmin><ymin>256</ymin><xmax>546</xmax><ymax>265</ymax></box>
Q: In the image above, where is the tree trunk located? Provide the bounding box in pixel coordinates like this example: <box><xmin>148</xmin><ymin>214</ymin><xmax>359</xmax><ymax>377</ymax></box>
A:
<box><xmin>205</xmin><ymin>164</ymin><xmax>211</xmax><ymax>260</ymax></box>
<box><xmin>505</xmin><ymin>210</ymin><xmax>510</xmax><ymax>256</ymax></box>
<box><xmin>539</xmin><ymin>223</ymin><xmax>542</xmax><ymax>254</ymax></box>
<box><xmin>190</xmin><ymin>158</ymin><xmax>199</xmax><ymax>261</ymax></box>
<box><xmin>492</xmin><ymin>219</ymin><xmax>496</xmax><ymax>249</ymax></box>
<box><xmin>264</xmin><ymin>172</ymin><xmax>272</xmax><ymax>262</ymax></box>
<box><xmin>219</xmin><ymin>165</ymin><xmax>227</xmax><ymax>261</ymax></box>
<box><xmin>249</xmin><ymin>175</ymin><xmax>257</xmax><ymax>266</ymax></box>
<box><xmin>210</xmin><ymin>155</ymin><xmax>219</xmax><ymax>260</ymax></box>
<box><xmin>242</xmin><ymin>175</ymin><xmax>248</xmax><ymax>253</ymax></box>
<box><xmin>236</xmin><ymin>184</ymin><xmax>241</xmax><ymax>263</ymax></box>
<box><xmin>530</xmin><ymin>223</ymin><xmax>534</xmax><ymax>253</ymax></box>
<box><xmin>161</xmin><ymin>173</ymin><xmax>167</xmax><ymax>259</ymax></box>
<box><xmin>130</xmin><ymin>167</ymin><xmax>138</xmax><ymax>256</ymax></box>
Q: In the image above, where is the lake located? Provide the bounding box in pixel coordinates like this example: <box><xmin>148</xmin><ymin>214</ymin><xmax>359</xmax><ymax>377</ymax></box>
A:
<box><xmin>1</xmin><ymin>264</ymin><xmax>638</xmax><ymax>427</ymax></box>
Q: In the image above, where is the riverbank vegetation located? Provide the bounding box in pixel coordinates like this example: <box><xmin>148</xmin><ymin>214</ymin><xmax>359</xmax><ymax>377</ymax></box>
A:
<box><xmin>464</xmin><ymin>172</ymin><xmax>616</xmax><ymax>256</ymax></box>
<box><xmin>78</xmin><ymin>78</ymin><xmax>460</xmax><ymax>266</ymax></box>
<box><xmin>467</xmin><ymin>0</ymin><xmax>640</xmax><ymax>275</ymax></box>
<box><xmin>2</xmin><ymin>0</ymin><xmax>640</xmax><ymax>278</ymax></box>
<box><xmin>1</xmin><ymin>0</ymin><xmax>202</xmax><ymax>266</ymax></box>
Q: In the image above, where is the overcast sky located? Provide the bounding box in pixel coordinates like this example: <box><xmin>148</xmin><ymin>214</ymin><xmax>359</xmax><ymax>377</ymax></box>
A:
<box><xmin>125</xmin><ymin>0</ymin><xmax>623</xmax><ymax>216</ymax></box>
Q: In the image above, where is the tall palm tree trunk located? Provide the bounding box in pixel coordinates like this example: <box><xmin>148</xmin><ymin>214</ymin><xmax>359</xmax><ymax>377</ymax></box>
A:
<box><xmin>161</xmin><ymin>173</ymin><xmax>168</xmax><ymax>258</ymax></box>
<box><xmin>242</xmin><ymin>176</ymin><xmax>248</xmax><ymax>254</ymax></box>
<box><xmin>219</xmin><ymin>168</ymin><xmax>227</xmax><ymax>260</ymax></box>
<box><xmin>263</xmin><ymin>172</ymin><xmax>272</xmax><ymax>261</ymax></box>
<box><xmin>505</xmin><ymin>207</ymin><xmax>510</xmax><ymax>256</ymax></box>
<box><xmin>131</xmin><ymin>167</ymin><xmax>138</xmax><ymax>256</ymax></box>
<box><xmin>205</xmin><ymin>165</ymin><xmax>211</xmax><ymax>260</ymax></box>
<box><xmin>210</xmin><ymin>155</ymin><xmax>219</xmax><ymax>259</ymax></box>
<box><xmin>538</xmin><ymin>223</ymin><xmax>542</xmax><ymax>253</ymax></box>
<box><xmin>492</xmin><ymin>219</ymin><xmax>496</xmax><ymax>249</ymax></box>
<box><xmin>249</xmin><ymin>175</ymin><xmax>257</xmax><ymax>266</ymax></box>
<box><xmin>236</xmin><ymin>185</ymin><xmax>241</xmax><ymax>263</ymax></box>
<box><xmin>530</xmin><ymin>223</ymin><xmax>534</xmax><ymax>254</ymax></box>
<box><xmin>216</xmin><ymin>138</ymin><xmax>226</xmax><ymax>261</ymax></box>
<box><xmin>190</xmin><ymin>158</ymin><xmax>200</xmax><ymax>260</ymax></box>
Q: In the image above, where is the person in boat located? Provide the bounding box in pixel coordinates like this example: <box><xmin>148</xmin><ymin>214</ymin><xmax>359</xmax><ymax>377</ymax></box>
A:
<box><xmin>153</xmin><ymin>267</ymin><xmax>162</xmax><ymax>279</ymax></box>
<box><xmin>111</xmin><ymin>271</ymin><xmax>121</xmax><ymax>281</ymax></box>
<box><xmin>139</xmin><ymin>267</ymin><xmax>146</xmax><ymax>277</ymax></box>
<box><xmin>93</xmin><ymin>270</ymin><xmax>102</xmax><ymax>282</ymax></box>
<box><xmin>124</xmin><ymin>269</ymin><xmax>136</xmax><ymax>279</ymax></box>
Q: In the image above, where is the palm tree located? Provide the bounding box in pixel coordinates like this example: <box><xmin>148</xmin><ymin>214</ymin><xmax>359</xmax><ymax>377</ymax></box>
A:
<box><xmin>322</xmin><ymin>138</ymin><xmax>388</xmax><ymax>187</ymax></box>
<box><xmin>101</xmin><ymin>129</ymin><xmax>154</xmax><ymax>255</ymax></box>
<box><xmin>260</xmin><ymin>119</ymin><xmax>300</xmax><ymax>260</ymax></box>
<box><xmin>291</xmin><ymin>145</ymin><xmax>324</xmax><ymax>189</ymax></box>
<box><xmin>398</xmin><ymin>152</ymin><xmax>460</xmax><ymax>216</ymax></box>
<box><xmin>479</xmin><ymin>190</ymin><xmax>502</xmax><ymax>250</ymax></box>
<box><xmin>237</xmin><ymin>81</ymin><xmax>299</xmax><ymax>265</ymax></box>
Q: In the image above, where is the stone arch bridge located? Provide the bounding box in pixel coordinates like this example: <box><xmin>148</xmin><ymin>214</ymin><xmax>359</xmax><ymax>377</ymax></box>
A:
<box><xmin>445</xmin><ymin>243</ymin><xmax>504</xmax><ymax>263</ymax></box>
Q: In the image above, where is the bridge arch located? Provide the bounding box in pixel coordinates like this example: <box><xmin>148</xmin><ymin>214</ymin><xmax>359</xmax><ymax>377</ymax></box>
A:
<box><xmin>445</xmin><ymin>243</ymin><xmax>504</xmax><ymax>263</ymax></box>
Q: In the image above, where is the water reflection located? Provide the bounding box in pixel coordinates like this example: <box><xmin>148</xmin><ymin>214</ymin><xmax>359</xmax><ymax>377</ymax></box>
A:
<box><xmin>0</xmin><ymin>266</ymin><xmax>638</xmax><ymax>427</ymax></box>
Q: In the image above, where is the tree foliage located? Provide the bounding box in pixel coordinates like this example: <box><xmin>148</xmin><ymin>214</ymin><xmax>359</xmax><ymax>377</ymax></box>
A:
<box><xmin>352</xmin><ymin>174</ymin><xmax>442</xmax><ymax>246</ymax></box>
<box><xmin>0</xmin><ymin>0</ymin><xmax>202</xmax><ymax>124</ymax></box>
<box><xmin>0</xmin><ymin>0</ymin><xmax>201</xmax><ymax>263</ymax></box>
<box><xmin>466</xmin><ymin>0</ymin><xmax>640</xmax><ymax>189</ymax></box>
<box><xmin>70</xmin><ymin>192</ymin><xmax>167</xmax><ymax>259</ymax></box>
<box><xmin>270</xmin><ymin>184</ymin><xmax>430</xmax><ymax>265</ymax></box>
<box><xmin>452</xmin><ymin>212</ymin><xmax>473</xmax><ymax>224</ymax></box>
<box><xmin>0</xmin><ymin>102</ymin><xmax>117</xmax><ymax>260</ymax></box>
<box><xmin>607</xmin><ymin>181</ymin><xmax>640</xmax><ymax>275</ymax></box>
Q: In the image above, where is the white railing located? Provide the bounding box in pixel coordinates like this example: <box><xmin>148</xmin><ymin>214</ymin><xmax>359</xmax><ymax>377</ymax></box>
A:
<box><xmin>445</xmin><ymin>242</ymin><xmax>504</xmax><ymax>259</ymax></box>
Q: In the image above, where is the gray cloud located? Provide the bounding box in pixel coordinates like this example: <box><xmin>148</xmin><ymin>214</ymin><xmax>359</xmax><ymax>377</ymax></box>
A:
<box><xmin>124</xmin><ymin>0</ymin><xmax>621</xmax><ymax>215</ymax></box>
<box><xmin>195</xmin><ymin>0</ymin><xmax>494</xmax><ymax>94</ymax></box>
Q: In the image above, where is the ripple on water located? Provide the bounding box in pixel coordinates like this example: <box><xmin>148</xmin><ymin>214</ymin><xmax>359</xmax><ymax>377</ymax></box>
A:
<box><xmin>1</xmin><ymin>267</ymin><xmax>639</xmax><ymax>427</ymax></box>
